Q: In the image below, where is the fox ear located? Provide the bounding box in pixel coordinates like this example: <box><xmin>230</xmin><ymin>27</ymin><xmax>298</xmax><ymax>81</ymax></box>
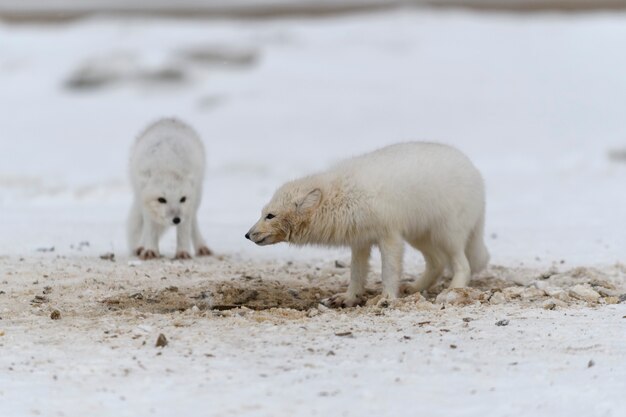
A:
<box><xmin>296</xmin><ymin>188</ymin><xmax>322</xmax><ymax>212</ymax></box>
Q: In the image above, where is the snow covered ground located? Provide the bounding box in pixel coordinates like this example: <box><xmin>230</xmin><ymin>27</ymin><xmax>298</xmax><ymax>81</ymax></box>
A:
<box><xmin>1</xmin><ymin>8</ymin><xmax>625</xmax><ymax>417</ymax></box>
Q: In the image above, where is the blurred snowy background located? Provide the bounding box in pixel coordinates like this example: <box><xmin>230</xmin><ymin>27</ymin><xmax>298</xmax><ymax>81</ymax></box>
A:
<box><xmin>0</xmin><ymin>0</ymin><xmax>625</xmax><ymax>265</ymax></box>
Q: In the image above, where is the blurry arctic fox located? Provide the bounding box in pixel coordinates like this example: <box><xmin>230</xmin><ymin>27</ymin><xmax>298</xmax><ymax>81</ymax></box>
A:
<box><xmin>246</xmin><ymin>142</ymin><xmax>488</xmax><ymax>307</ymax></box>
<box><xmin>128</xmin><ymin>118</ymin><xmax>212</xmax><ymax>260</ymax></box>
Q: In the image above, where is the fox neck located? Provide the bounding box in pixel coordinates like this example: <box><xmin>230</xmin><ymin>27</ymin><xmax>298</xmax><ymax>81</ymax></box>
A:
<box><xmin>290</xmin><ymin>176</ymin><xmax>364</xmax><ymax>246</ymax></box>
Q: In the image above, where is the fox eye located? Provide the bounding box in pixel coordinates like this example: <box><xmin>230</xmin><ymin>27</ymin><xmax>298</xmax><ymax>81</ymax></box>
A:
<box><xmin>158</xmin><ymin>197</ymin><xmax>167</xmax><ymax>204</ymax></box>
<box><xmin>180</xmin><ymin>196</ymin><xmax>186</xmax><ymax>203</ymax></box>
<box><xmin>265</xmin><ymin>213</ymin><xmax>275</xmax><ymax>220</ymax></box>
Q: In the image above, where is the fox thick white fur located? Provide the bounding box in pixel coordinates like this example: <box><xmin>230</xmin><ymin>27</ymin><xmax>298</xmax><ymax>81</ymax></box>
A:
<box><xmin>128</xmin><ymin>118</ymin><xmax>212</xmax><ymax>260</ymax></box>
<box><xmin>246</xmin><ymin>142</ymin><xmax>489</xmax><ymax>307</ymax></box>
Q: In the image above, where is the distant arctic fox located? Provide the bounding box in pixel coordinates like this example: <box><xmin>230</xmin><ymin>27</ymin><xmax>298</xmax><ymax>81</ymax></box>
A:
<box><xmin>128</xmin><ymin>118</ymin><xmax>212</xmax><ymax>260</ymax></box>
<box><xmin>246</xmin><ymin>142</ymin><xmax>489</xmax><ymax>307</ymax></box>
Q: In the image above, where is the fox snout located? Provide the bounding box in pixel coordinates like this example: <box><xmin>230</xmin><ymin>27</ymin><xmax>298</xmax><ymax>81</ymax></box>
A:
<box><xmin>245</xmin><ymin>222</ymin><xmax>278</xmax><ymax>246</ymax></box>
<box><xmin>245</xmin><ymin>228</ymin><xmax>266</xmax><ymax>245</ymax></box>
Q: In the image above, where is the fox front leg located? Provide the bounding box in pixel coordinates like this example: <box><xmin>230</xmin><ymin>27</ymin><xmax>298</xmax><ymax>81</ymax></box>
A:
<box><xmin>139</xmin><ymin>212</ymin><xmax>162</xmax><ymax>260</ymax></box>
<box><xmin>322</xmin><ymin>245</ymin><xmax>371</xmax><ymax>308</ymax></box>
<box><xmin>175</xmin><ymin>220</ymin><xmax>193</xmax><ymax>260</ymax></box>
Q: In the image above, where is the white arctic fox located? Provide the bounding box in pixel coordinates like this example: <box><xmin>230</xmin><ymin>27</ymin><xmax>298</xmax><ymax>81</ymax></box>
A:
<box><xmin>246</xmin><ymin>142</ymin><xmax>489</xmax><ymax>307</ymax></box>
<box><xmin>128</xmin><ymin>118</ymin><xmax>212</xmax><ymax>260</ymax></box>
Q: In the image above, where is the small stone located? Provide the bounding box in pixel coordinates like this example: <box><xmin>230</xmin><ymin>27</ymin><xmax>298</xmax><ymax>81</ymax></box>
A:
<box><xmin>520</xmin><ymin>287</ymin><xmax>546</xmax><ymax>301</ymax></box>
<box><xmin>335</xmin><ymin>331</ymin><xmax>353</xmax><ymax>337</ymax></box>
<box><xmin>450</xmin><ymin>344</ymin><xmax>457</xmax><ymax>349</ymax></box>
<box><xmin>190</xmin><ymin>305</ymin><xmax>200</xmax><ymax>314</ymax></box>
<box><xmin>495</xmin><ymin>319</ymin><xmax>510</xmax><ymax>326</ymax></box>
<box><xmin>155</xmin><ymin>333</ymin><xmax>168</xmax><ymax>348</ymax></box>
<box><xmin>317</xmin><ymin>303</ymin><xmax>330</xmax><ymax>312</ymax></box>
<box><xmin>587</xmin><ymin>359</ymin><xmax>595</xmax><ymax>368</ymax></box>
<box><xmin>307</xmin><ymin>308</ymin><xmax>320</xmax><ymax>318</ymax></box>
<box><xmin>36</xmin><ymin>246</ymin><xmax>55</xmax><ymax>253</ymax></box>
<box><xmin>605</xmin><ymin>296</ymin><xmax>620</xmax><ymax>305</ymax></box>
<box><xmin>31</xmin><ymin>295</ymin><xmax>49</xmax><ymax>304</ymax></box>
<box><xmin>502</xmin><ymin>287</ymin><xmax>525</xmax><ymax>299</ymax></box>
<box><xmin>99</xmin><ymin>252</ymin><xmax>115</xmax><ymax>262</ymax></box>
<box><xmin>0</xmin><ymin>330</ymin><xmax>4</xmax><ymax>336</ymax></box>
<box><xmin>569</xmin><ymin>285</ymin><xmax>600</xmax><ymax>302</ymax></box>
<box><xmin>50</xmin><ymin>310</ymin><xmax>61</xmax><ymax>320</ymax></box>
<box><xmin>542</xmin><ymin>299</ymin><xmax>567</xmax><ymax>310</ymax></box>
<box><xmin>436</xmin><ymin>288</ymin><xmax>483</xmax><ymax>305</ymax></box>
<box><xmin>543</xmin><ymin>286</ymin><xmax>565</xmax><ymax>297</ymax></box>
<box><xmin>489</xmin><ymin>292</ymin><xmax>506</xmax><ymax>305</ymax></box>
<box><xmin>334</xmin><ymin>260</ymin><xmax>347</xmax><ymax>268</ymax></box>
<box><xmin>595</xmin><ymin>287</ymin><xmax>620</xmax><ymax>298</ymax></box>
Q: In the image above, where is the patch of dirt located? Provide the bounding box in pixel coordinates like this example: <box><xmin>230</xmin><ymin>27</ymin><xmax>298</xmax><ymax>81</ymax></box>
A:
<box><xmin>102</xmin><ymin>281</ymin><xmax>340</xmax><ymax>313</ymax></box>
<box><xmin>96</xmin><ymin>261</ymin><xmax>625</xmax><ymax>315</ymax></box>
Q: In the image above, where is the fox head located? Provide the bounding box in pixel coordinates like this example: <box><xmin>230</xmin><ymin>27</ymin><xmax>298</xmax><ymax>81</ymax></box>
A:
<box><xmin>141</xmin><ymin>174</ymin><xmax>196</xmax><ymax>227</ymax></box>
<box><xmin>246</xmin><ymin>184</ymin><xmax>322</xmax><ymax>246</ymax></box>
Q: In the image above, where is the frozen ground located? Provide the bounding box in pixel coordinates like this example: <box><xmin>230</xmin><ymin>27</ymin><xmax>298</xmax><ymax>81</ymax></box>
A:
<box><xmin>0</xmin><ymin>8</ymin><xmax>625</xmax><ymax>417</ymax></box>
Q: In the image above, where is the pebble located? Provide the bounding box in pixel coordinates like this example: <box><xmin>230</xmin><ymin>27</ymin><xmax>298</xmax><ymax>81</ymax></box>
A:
<box><xmin>489</xmin><ymin>292</ymin><xmax>506</xmax><ymax>305</ymax></box>
<box><xmin>495</xmin><ymin>319</ymin><xmax>510</xmax><ymax>326</ymax></box>
<box><xmin>307</xmin><ymin>308</ymin><xmax>320</xmax><ymax>318</ymax></box>
<box><xmin>502</xmin><ymin>287</ymin><xmax>525</xmax><ymax>299</ymax></box>
<box><xmin>520</xmin><ymin>287</ymin><xmax>545</xmax><ymax>301</ymax></box>
<box><xmin>542</xmin><ymin>299</ymin><xmax>567</xmax><ymax>310</ymax></box>
<box><xmin>99</xmin><ymin>253</ymin><xmax>115</xmax><ymax>262</ymax></box>
<box><xmin>569</xmin><ymin>285</ymin><xmax>601</xmax><ymax>302</ymax></box>
<box><xmin>435</xmin><ymin>288</ymin><xmax>483</xmax><ymax>305</ymax></box>
<box><xmin>155</xmin><ymin>333</ymin><xmax>168</xmax><ymax>348</ymax></box>
<box><xmin>317</xmin><ymin>303</ymin><xmax>330</xmax><ymax>312</ymax></box>
<box><xmin>543</xmin><ymin>286</ymin><xmax>566</xmax><ymax>298</ymax></box>
<box><xmin>595</xmin><ymin>287</ymin><xmax>620</xmax><ymax>298</ymax></box>
<box><xmin>334</xmin><ymin>260</ymin><xmax>347</xmax><ymax>268</ymax></box>
<box><xmin>50</xmin><ymin>310</ymin><xmax>61</xmax><ymax>320</ymax></box>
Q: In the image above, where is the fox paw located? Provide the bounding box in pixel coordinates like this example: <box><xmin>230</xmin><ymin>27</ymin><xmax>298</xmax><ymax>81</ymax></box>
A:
<box><xmin>134</xmin><ymin>247</ymin><xmax>144</xmax><ymax>256</ymax></box>
<box><xmin>321</xmin><ymin>293</ymin><xmax>366</xmax><ymax>309</ymax></box>
<box><xmin>139</xmin><ymin>249</ymin><xmax>159</xmax><ymax>260</ymax></box>
<box><xmin>196</xmin><ymin>246</ymin><xmax>212</xmax><ymax>257</ymax></box>
<box><xmin>175</xmin><ymin>251</ymin><xmax>192</xmax><ymax>260</ymax></box>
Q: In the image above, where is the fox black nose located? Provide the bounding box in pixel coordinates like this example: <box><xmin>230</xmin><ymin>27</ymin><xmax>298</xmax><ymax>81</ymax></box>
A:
<box><xmin>245</xmin><ymin>233</ymin><xmax>250</xmax><ymax>240</ymax></box>
<box><xmin>173</xmin><ymin>217</ymin><xmax>181</xmax><ymax>225</ymax></box>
